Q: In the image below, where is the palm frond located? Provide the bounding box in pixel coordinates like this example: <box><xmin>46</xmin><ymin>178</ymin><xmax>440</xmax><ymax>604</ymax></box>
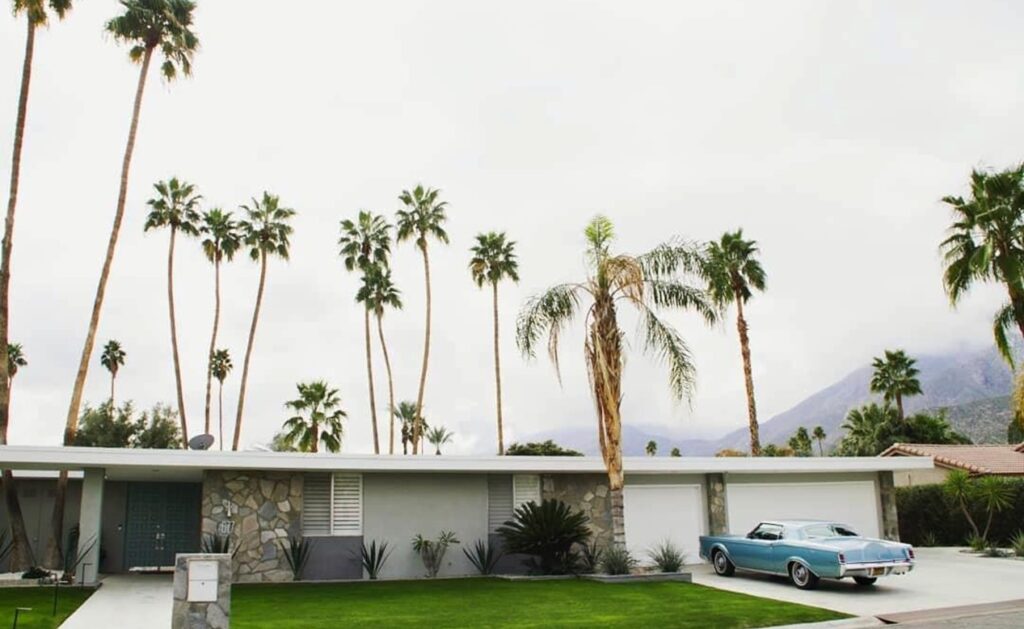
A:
<box><xmin>638</xmin><ymin>306</ymin><xmax>696</xmax><ymax>403</ymax></box>
<box><xmin>516</xmin><ymin>284</ymin><xmax>581</xmax><ymax>379</ymax></box>
<box><xmin>645</xmin><ymin>279</ymin><xmax>718</xmax><ymax>324</ymax></box>
<box><xmin>993</xmin><ymin>302</ymin><xmax>1017</xmax><ymax>368</ymax></box>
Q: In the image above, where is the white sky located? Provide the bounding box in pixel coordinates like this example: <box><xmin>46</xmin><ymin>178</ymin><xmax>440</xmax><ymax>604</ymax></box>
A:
<box><xmin>0</xmin><ymin>0</ymin><xmax>1019</xmax><ymax>453</ymax></box>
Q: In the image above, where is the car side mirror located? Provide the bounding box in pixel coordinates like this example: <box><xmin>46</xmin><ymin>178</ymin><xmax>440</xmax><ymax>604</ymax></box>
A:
<box><xmin>746</xmin><ymin>532</ymin><xmax>756</xmax><ymax>539</ymax></box>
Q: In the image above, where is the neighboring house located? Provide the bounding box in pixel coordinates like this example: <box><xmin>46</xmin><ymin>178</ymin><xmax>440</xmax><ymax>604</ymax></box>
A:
<box><xmin>0</xmin><ymin>446</ymin><xmax>931</xmax><ymax>584</ymax></box>
<box><xmin>881</xmin><ymin>443</ymin><xmax>1024</xmax><ymax>487</ymax></box>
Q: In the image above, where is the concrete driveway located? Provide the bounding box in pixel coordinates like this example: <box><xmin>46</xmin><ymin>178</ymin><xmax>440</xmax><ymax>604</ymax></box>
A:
<box><xmin>61</xmin><ymin>573</ymin><xmax>172</xmax><ymax>629</ymax></box>
<box><xmin>690</xmin><ymin>547</ymin><xmax>1024</xmax><ymax>617</ymax></box>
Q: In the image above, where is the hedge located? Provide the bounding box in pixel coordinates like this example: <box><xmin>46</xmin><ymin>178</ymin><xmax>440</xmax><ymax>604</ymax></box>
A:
<box><xmin>896</xmin><ymin>479</ymin><xmax>1024</xmax><ymax>546</ymax></box>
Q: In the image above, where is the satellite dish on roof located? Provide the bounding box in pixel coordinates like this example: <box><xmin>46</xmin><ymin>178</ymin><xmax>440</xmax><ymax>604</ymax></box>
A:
<box><xmin>189</xmin><ymin>434</ymin><xmax>215</xmax><ymax>451</ymax></box>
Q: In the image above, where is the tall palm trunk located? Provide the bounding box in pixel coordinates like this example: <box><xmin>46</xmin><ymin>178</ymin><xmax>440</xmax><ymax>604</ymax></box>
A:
<box><xmin>110</xmin><ymin>370</ymin><xmax>116</xmax><ymax>406</ymax></box>
<box><xmin>491</xmin><ymin>281</ymin><xmax>505</xmax><ymax>455</ymax></box>
<box><xmin>734</xmin><ymin>291</ymin><xmax>760</xmax><ymax>455</ymax></box>
<box><xmin>363</xmin><ymin>307</ymin><xmax>379</xmax><ymax>454</ymax></box>
<box><xmin>895</xmin><ymin>393</ymin><xmax>904</xmax><ymax>421</ymax></box>
<box><xmin>204</xmin><ymin>257</ymin><xmax>222</xmax><ymax>437</ymax></box>
<box><xmin>375</xmin><ymin>313</ymin><xmax>396</xmax><ymax>455</ymax></box>
<box><xmin>412</xmin><ymin>244</ymin><xmax>432</xmax><ymax>455</ymax></box>
<box><xmin>311</xmin><ymin>420</ymin><xmax>319</xmax><ymax>453</ymax></box>
<box><xmin>233</xmin><ymin>250</ymin><xmax>267</xmax><ymax>450</ymax></box>
<box><xmin>590</xmin><ymin>296</ymin><xmax>626</xmax><ymax>546</ymax></box>
<box><xmin>48</xmin><ymin>46</ymin><xmax>155</xmax><ymax>569</ymax></box>
<box><xmin>0</xmin><ymin>14</ymin><xmax>38</xmax><ymax>574</ymax></box>
<box><xmin>166</xmin><ymin>227</ymin><xmax>188</xmax><ymax>445</ymax></box>
<box><xmin>218</xmin><ymin>379</ymin><xmax>224</xmax><ymax>451</ymax></box>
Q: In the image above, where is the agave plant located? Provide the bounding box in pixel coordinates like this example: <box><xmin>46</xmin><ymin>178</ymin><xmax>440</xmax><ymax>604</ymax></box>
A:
<box><xmin>647</xmin><ymin>540</ymin><xmax>686</xmax><ymax>573</ymax></box>
<box><xmin>462</xmin><ymin>539</ymin><xmax>503</xmax><ymax>575</ymax></box>
<box><xmin>412</xmin><ymin>531</ymin><xmax>460</xmax><ymax>578</ymax></box>
<box><xmin>360</xmin><ymin>539</ymin><xmax>392</xmax><ymax>579</ymax></box>
<box><xmin>497</xmin><ymin>499</ymin><xmax>590</xmax><ymax>575</ymax></box>
<box><xmin>1011</xmin><ymin>530</ymin><xmax>1024</xmax><ymax>558</ymax></box>
<box><xmin>601</xmin><ymin>544</ymin><xmax>638</xmax><ymax>575</ymax></box>
<box><xmin>281</xmin><ymin>536</ymin><xmax>311</xmax><ymax>580</ymax></box>
<box><xmin>579</xmin><ymin>541</ymin><xmax>604</xmax><ymax>574</ymax></box>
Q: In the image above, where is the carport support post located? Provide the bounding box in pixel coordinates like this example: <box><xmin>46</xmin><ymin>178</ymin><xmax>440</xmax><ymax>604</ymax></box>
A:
<box><xmin>878</xmin><ymin>471</ymin><xmax>899</xmax><ymax>541</ymax></box>
<box><xmin>77</xmin><ymin>468</ymin><xmax>105</xmax><ymax>585</ymax></box>
<box><xmin>705</xmin><ymin>473</ymin><xmax>728</xmax><ymax>535</ymax></box>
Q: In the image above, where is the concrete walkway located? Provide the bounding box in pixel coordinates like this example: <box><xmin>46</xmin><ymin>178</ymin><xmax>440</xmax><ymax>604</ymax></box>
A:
<box><xmin>62</xmin><ymin>574</ymin><xmax>172</xmax><ymax>629</ymax></box>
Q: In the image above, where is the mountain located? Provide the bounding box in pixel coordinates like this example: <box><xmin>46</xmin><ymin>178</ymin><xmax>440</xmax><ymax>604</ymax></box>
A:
<box><xmin>531</xmin><ymin>343</ymin><xmax>1015</xmax><ymax>455</ymax></box>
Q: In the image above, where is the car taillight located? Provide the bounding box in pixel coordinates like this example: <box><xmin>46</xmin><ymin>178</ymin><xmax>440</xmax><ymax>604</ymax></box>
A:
<box><xmin>838</xmin><ymin>553</ymin><xmax>846</xmax><ymax>563</ymax></box>
<box><xmin>907</xmin><ymin>548</ymin><xmax>914</xmax><ymax>560</ymax></box>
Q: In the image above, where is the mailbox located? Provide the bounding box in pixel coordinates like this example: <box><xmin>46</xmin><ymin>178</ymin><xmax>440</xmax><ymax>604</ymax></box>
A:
<box><xmin>187</xmin><ymin>560</ymin><xmax>219</xmax><ymax>603</ymax></box>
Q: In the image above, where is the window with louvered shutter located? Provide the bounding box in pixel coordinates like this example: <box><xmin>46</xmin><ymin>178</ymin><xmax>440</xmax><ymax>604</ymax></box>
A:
<box><xmin>488</xmin><ymin>475</ymin><xmax>513</xmax><ymax>532</ymax></box>
<box><xmin>302</xmin><ymin>473</ymin><xmax>362</xmax><ymax>536</ymax></box>
<box><xmin>302</xmin><ymin>473</ymin><xmax>331</xmax><ymax>535</ymax></box>
<box><xmin>332</xmin><ymin>473</ymin><xmax>362</xmax><ymax>536</ymax></box>
<box><xmin>513</xmin><ymin>474</ymin><xmax>541</xmax><ymax>509</ymax></box>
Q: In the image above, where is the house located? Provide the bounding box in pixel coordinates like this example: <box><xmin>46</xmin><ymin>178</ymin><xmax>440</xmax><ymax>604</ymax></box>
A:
<box><xmin>0</xmin><ymin>445</ymin><xmax>931</xmax><ymax>585</ymax></box>
<box><xmin>880</xmin><ymin>442</ymin><xmax>1024</xmax><ymax>487</ymax></box>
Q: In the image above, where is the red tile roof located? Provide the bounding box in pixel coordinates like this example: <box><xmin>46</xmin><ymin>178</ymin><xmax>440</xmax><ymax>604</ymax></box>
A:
<box><xmin>881</xmin><ymin>443</ymin><xmax>1024</xmax><ymax>476</ymax></box>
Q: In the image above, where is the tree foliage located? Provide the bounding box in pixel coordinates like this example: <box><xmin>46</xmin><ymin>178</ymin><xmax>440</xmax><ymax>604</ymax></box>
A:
<box><xmin>869</xmin><ymin>349</ymin><xmax>922</xmax><ymax>419</ymax></box>
<box><xmin>505</xmin><ymin>440</ymin><xmax>583</xmax><ymax>456</ymax></box>
<box><xmin>835</xmin><ymin>403</ymin><xmax>971</xmax><ymax>456</ymax></box>
<box><xmin>72</xmin><ymin>402</ymin><xmax>181</xmax><ymax>449</ymax></box>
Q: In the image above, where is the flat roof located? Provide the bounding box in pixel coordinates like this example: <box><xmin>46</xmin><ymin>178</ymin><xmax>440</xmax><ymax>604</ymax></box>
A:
<box><xmin>0</xmin><ymin>445</ymin><xmax>933</xmax><ymax>482</ymax></box>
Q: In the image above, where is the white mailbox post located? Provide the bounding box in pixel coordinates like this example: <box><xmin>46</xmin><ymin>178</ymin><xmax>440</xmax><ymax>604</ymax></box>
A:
<box><xmin>173</xmin><ymin>553</ymin><xmax>231</xmax><ymax>629</ymax></box>
<box><xmin>188</xmin><ymin>560</ymin><xmax>219</xmax><ymax>603</ymax></box>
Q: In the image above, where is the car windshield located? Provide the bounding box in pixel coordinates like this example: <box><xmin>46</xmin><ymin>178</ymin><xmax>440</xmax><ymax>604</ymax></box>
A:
<box><xmin>803</xmin><ymin>524</ymin><xmax>859</xmax><ymax>538</ymax></box>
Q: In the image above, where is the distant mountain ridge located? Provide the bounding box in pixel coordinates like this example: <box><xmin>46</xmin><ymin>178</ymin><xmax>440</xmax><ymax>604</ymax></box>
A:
<box><xmin>531</xmin><ymin>343</ymin><xmax>1015</xmax><ymax>455</ymax></box>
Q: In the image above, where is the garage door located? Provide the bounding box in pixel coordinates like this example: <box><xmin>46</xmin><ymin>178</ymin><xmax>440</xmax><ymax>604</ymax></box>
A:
<box><xmin>726</xmin><ymin>481</ymin><xmax>880</xmax><ymax>539</ymax></box>
<box><xmin>623</xmin><ymin>484</ymin><xmax>705</xmax><ymax>565</ymax></box>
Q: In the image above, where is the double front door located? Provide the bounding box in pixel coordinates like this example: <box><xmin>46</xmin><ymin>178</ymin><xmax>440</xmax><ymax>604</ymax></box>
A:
<box><xmin>124</xmin><ymin>482</ymin><xmax>201</xmax><ymax>569</ymax></box>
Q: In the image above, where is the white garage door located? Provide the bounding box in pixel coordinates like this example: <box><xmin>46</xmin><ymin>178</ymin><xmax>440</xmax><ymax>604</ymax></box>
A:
<box><xmin>726</xmin><ymin>481</ymin><xmax>880</xmax><ymax>539</ymax></box>
<box><xmin>623</xmin><ymin>484</ymin><xmax>705</xmax><ymax>566</ymax></box>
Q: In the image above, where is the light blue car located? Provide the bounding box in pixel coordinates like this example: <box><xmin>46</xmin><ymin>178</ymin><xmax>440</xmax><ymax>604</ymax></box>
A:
<box><xmin>698</xmin><ymin>520</ymin><xmax>915</xmax><ymax>589</ymax></box>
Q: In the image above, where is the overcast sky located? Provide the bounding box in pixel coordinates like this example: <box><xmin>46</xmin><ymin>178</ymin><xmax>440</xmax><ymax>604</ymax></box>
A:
<box><xmin>0</xmin><ymin>1</ymin><xmax>1019</xmax><ymax>453</ymax></box>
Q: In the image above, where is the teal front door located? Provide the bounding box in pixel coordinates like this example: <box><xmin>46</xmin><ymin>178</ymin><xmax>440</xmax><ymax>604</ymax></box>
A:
<box><xmin>124</xmin><ymin>482</ymin><xmax>201</xmax><ymax>569</ymax></box>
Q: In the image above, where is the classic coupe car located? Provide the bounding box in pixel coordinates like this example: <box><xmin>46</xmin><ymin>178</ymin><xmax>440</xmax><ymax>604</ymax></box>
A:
<box><xmin>698</xmin><ymin>520</ymin><xmax>914</xmax><ymax>589</ymax></box>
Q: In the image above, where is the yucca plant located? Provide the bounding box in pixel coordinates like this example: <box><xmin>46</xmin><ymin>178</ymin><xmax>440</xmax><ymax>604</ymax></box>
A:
<box><xmin>647</xmin><ymin>540</ymin><xmax>686</xmax><ymax>573</ymax></box>
<box><xmin>601</xmin><ymin>545</ymin><xmax>637</xmax><ymax>575</ymax></box>
<box><xmin>1010</xmin><ymin>530</ymin><xmax>1024</xmax><ymax>558</ymax></box>
<box><xmin>412</xmin><ymin>531</ymin><xmax>459</xmax><ymax>578</ymax></box>
<box><xmin>579</xmin><ymin>541</ymin><xmax>604</xmax><ymax>574</ymax></box>
<box><xmin>360</xmin><ymin>539</ymin><xmax>392</xmax><ymax>579</ymax></box>
<box><xmin>497</xmin><ymin>499</ymin><xmax>590</xmax><ymax>575</ymax></box>
<box><xmin>281</xmin><ymin>536</ymin><xmax>311</xmax><ymax>580</ymax></box>
<box><xmin>966</xmin><ymin>532</ymin><xmax>987</xmax><ymax>552</ymax></box>
<box><xmin>463</xmin><ymin>539</ymin><xmax>503</xmax><ymax>575</ymax></box>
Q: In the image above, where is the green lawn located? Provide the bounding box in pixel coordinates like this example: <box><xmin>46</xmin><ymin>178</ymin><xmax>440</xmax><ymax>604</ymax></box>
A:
<box><xmin>233</xmin><ymin>578</ymin><xmax>848</xmax><ymax>629</ymax></box>
<box><xmin>0</xmin><ymin>586</ymin><xmax>94</xmax><ymax>628</ymax></box>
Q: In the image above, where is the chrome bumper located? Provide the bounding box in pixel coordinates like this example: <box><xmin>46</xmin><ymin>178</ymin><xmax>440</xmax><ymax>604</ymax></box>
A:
<box><xmin>840</xmin><ymin>561</ymin><xmax>913</xmax><ymax>578</ymax></box>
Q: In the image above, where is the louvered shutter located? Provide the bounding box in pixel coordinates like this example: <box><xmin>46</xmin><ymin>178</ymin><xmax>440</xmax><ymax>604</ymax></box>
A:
<box><xmin>302</xmin><ymin>473</ymin><xmax>331</xmax><ymax>535</ymax></box>
<box><xmin>513</xmin><ymin>474</ymin><xmax>541</xmax><ymax>509</ymax></box>
<box><xmin>488</xmin><ymin>475</ymin><xmax>514</xmax><ymax>532</ymax></box>
<box><xmin>332</xmin><ymin>473</ymin><xmax>363</xmax><ymax>536</ymax></box>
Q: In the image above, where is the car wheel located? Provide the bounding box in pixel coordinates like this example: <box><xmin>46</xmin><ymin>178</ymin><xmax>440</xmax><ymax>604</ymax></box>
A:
<box><xmin>853</xmin><ymin>577</ymin><xmax>877</xmax><ymax>586</ymax></box>
<box><xmin>789</xmin><ymin>562</ymin><xmax>819</xmax><ymax>590</ymax></box>
<box><xmin>712</xmin><ymin>550</ymin><xmax>735</xmax><ymax>576</ymax></box>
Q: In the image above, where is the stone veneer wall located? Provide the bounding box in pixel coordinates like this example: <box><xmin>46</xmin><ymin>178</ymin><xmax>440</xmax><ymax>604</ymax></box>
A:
<box><xmin>201</xmin><ymin>471</ymin><xmax>303</xmax><ymax>583</ymax></box>
<box><xmin>541</xmin><ymin>473</ymin><xmax>613</xmax><ymax>547</ymax></box>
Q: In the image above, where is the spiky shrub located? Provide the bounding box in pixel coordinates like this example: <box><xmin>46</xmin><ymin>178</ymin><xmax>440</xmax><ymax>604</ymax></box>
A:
<box><xmin>412</xmin><ymin>531</ymin><xmax>460</xmax><ymax>578</ymax></box>
<box><xmin>647</xmin><ymin>540</ymin><xmax>686</xmax><ymax>573</ymax></box>
<box><xmin>360</xmin><ymin>540</ymin><xmax>392</xmax><ymax>579</ymax></box>
<box><xmin>497</xmin><ymin>499</ymin><xmax>590</xmax><ymax>575</ymax></box>
<box><xmin>1011</xmin><ymin>531</ymin><xmax>1024</xmax><ymax>558</ymax></box>
<box><xmin>919</xmin><ymin>531</ymin><xmax>938</xmax><ymax>548</ymax></box>
<box><xmin>966</xmin><ymin>533</ymin><xmax>987</xmax><ymax>552</ymax></box>
<box><xmin>579</xmin><ymin>541</ymin><xmax>604</xmax><ymax>574</ymax></box>
<box><xmin>601</xmin><ymin>545</ymin><xmax>638</xmax><ymax>575</ymax></box>
<box><xmin>200</xmin><ymin>533</ymin><xmax>233</xmax><ymax>554</ymax></box>
<box><xmin>463</xmin><ymin>539</ymin><xmax>503</xmax><ymax>575</ymax></box>
<box><xmin>281</xmin><ymin>536</ymin><xmax>311</xmax><ymax>580</ymax></box>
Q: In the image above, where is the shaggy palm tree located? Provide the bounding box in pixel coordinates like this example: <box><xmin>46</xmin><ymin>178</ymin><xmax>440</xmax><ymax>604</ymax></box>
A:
<box><xmin>517</xmin><ymin>215</ymin><xmax>716</xmax><ymax>545</ymax></box>
<box><xmin>0</xmin><ymin>338</ymin><xmax>31</xmax><ymax>570</ymax></box>
<box><xmin>2</xmin><ymin>1</ymin><xmax>73</xmax><ymax>575</ymax></box>
<box><xmin>339</xmin><ymin>211</ymin><xmax>391</xmax><ymax>454</ymax></box>
<box><xmin>837</xmin><ymin>403</ymin><xmax>896</xmax><ymax>456</ymax></box>
<box><xmin>427</xmin><ymin>426</ymin><xmax>454</xmax><ymax>455</ymax></box>
<box><xmin>645</xmin><ymin>440</ymin><xmax>657</xmax><ymax>456</ymax></box>
<box><xmin>233</xmin><ymin>193</ymin><xmax>294</xmax><ymax>450</ymax></box>
<box><xmin>940</xmin><ymin>164</ymin><xmax>1024</xmax><ymax>366</ymax></box>
<box><xmin>469</xmin><ymin>231</ymin><xmax>519</xmax><ymax>454</ymax></box>
<box><xmin>394</xmin><ymin>400</ymin><xmax>427</xmax><ymax>455</ymax></box>
<box><xmin>703</xmin><ymin>229</ymin><xmax>766</xmax><ymax>455</ymax></box>
<box><xmin>282</xmin><ymin>381</ymin><xmax>347</xmax><ymax>453</ymax></box>
<box><xmin>145</xmin><ymin>177</ymin><xmax>201</xmax><ymax>443</ymax></box>
<box><xmin>209</xmin><ymin>349</ymin><xmax>232</xmax><ymax>450</ymax></box>
<box><xmin>100</xmin><ymin>339</ymin><xmax>126</xmax><ymax>406</ymax></box>
<box><xmin>200</xmin><ymin>209</ymin><xmax>241</xmax><ymax>437</ymax></box>
<box><xmin>397</xmin><ymin>185</ymin><xmax>449</xmax><ymax>453</ymax></box>
<box><xmin>6</xmin><ymin>342</ymin><xmax>26</xmax><ymax>385</ymax></box>
<box><xmin>52</xmin><ymin>0</ymin><xmax>198</xmax><ymax>568</ymax></box>
<box><xmin>812</xmin><ymin>425</ymin><xmax>826</xmax><ymax>456</ymax></box>
<box><xmin>358</xmin><ymin>266</ymin><xmax>402</xmax><ymax>454</ymax></box>
<box><xmin>870</xmin><ymin>349</ymin><xmax>921</xmax><ymax>420</ymax></box>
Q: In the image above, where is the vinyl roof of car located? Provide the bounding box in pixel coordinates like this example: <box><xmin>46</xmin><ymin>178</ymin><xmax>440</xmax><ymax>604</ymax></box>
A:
<box><xmin>761</xmin><ymin>519</ymin><xmax>843</xmax><ymax>527</ymax></box>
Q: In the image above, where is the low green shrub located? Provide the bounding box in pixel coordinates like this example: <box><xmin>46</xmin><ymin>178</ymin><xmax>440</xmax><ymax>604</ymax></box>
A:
<box><xmin>579</xmin><ymin>541</ymin><xmax>603</xmax><ymax>574</ymax></box>
<box><xmin>1011</xmin><ymin>531</ymin><xmax>1024</xmax><ymax>558</ymax></box>
<box><xmin>896</xmin><ymin>479</ymin><xmax>1024</xmax><ymax>546</ymax></box>
<box><xmin>463</xmin><ymin>539</ymin><xmax>503</xmax><ymax>575</ymax></box>
<box><xmin>412</xmin><ymin>531</ymin><xmax>460</xmax><ymax>578</ymax></box>
<box><xmin>497</xmin><ymin>499</ymin><xmax>590</xmax><ymax>575</ymax></box>
<box><xmin>601</xmin><ymin>545</ymin><xmax>637</xmax><ymax>575</ymax></box>
<box><xmin>966</xmin><ymin>533</ymin><xmax>988</xmax><ymax>552</ymax></box>
<box><xmin>647</xmin><ymin>541</ymin><xmax>685</xmax><ymax>573</ymax></box>
<box><xmin>281</xmin><ymin>536</ymin><xmax>311</xmax><ymax>580</ymax></box>
<box><xmin>360</xmin><ymin>539</ymin><xmax>391</xmax><ymax>579</ymax></box>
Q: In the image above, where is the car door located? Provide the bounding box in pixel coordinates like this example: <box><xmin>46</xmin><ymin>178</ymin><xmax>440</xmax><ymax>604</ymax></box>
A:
<box><xmin>729</xmin><ymin>523</ymin><xmax>781</xmax><ymax>571</ymax></box>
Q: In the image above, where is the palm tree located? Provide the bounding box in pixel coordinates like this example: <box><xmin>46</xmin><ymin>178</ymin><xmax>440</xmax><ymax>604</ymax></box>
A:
<box><xmin>469</xmin><ymin>232</ymin><xmax>519</xmax><ymax>455</ymax></box>
<box><xmin>282</xmin><ymin>381</ymin><xmax>347</xmax><ymax>453</ymax></box>
<box><xmin>100</xmin><ymin>340</ymin><xmax>126</xmax><ymax>406</ymax></box>
<box><xmin>396</xmin><ymin>185</ymin><xmax>449</xmax><ymax>454</ymax></box>
<box><xmin>358</xmin><ymin>266</ymin><xmax>402</xmax><ymax>454</ymax></box>
<box><xmin>144</xmin><ymin>177</ymin><xmax>201</xmax><ymax>444</ymax></box>
<box><xmin>209</xmin><ymin>349</ymin><xmax>232</xmax><ymax>450</ymax></box>
<box><xmin>51</xmin><ymin>0</ymin><xmax>198</xmax><ymax>568</ymax></box>
<box><xmin>427</xmin><ymin>426</ymin><xmax>453</xmax><ymax>455</ymax></box>
<box><xmin>233</xmin><ymin>192</ymin><xmax>294</xmax><ymax>450</ymax></box>
<box><xmin>812</xmin><ymin>425</ymin><xmax>826</xmax><ymax>456</ymax></box>
<box><xmin>703</xmin><ymin>229</ymin><xmax>766</xmax><ymax>455</ymax></box>
<box><xmin>394</xmin><ymin>400</ymin><xmax>427</xmax><ymax>455</ymax></box>
<box><xmin>517</xmin><ymin>215</ymin><xmax>716</xmax><ymax>545</ymax></box>
<box><xmin>2</xmin><ymin>1</ymin><xmax>73</xmax><ymax>574</ymax></box>
<box><xmin>645</xmin><ymin>440</ymin><xmax>657</xmax><ymax>456</ymax></box>
<box><xmin>869</xmin><ymin>349</ymin><xmax>922</xmax><ymax>420</ymax></box>
<box><xmin>1</xmin><ymin>339</ymin><xmax>31</xmax><ymax>570</ymax></box>
<box><xmin>339</xmin><ymin>211</ymin><xmax>391</xmax><ymax>455</ymax></box>
<box><xmin>837</xmin><ymin>403</ymin><xmax>896</xmax><ymax>456</ymax></box>
<box><xmin>200</xmin><ymin>209</ymin><xmax>241</xmax><ymax>437</ymax></box>
<box><xmin>940</xmin><ymin>164</ymin><xmax>1024</xmax><ymax>366</ymax></box>
<box><xmin>6</xmin><ymin>343</ymin><xmax>26</xmax><ymax>385</ymax></box>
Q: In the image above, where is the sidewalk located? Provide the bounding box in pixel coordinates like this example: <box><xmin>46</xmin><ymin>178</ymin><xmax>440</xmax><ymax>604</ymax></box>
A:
<box><xmin>61</xmin><ymin>573</ymin><xmax>172</xmax><ymax>629</ymax></box>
